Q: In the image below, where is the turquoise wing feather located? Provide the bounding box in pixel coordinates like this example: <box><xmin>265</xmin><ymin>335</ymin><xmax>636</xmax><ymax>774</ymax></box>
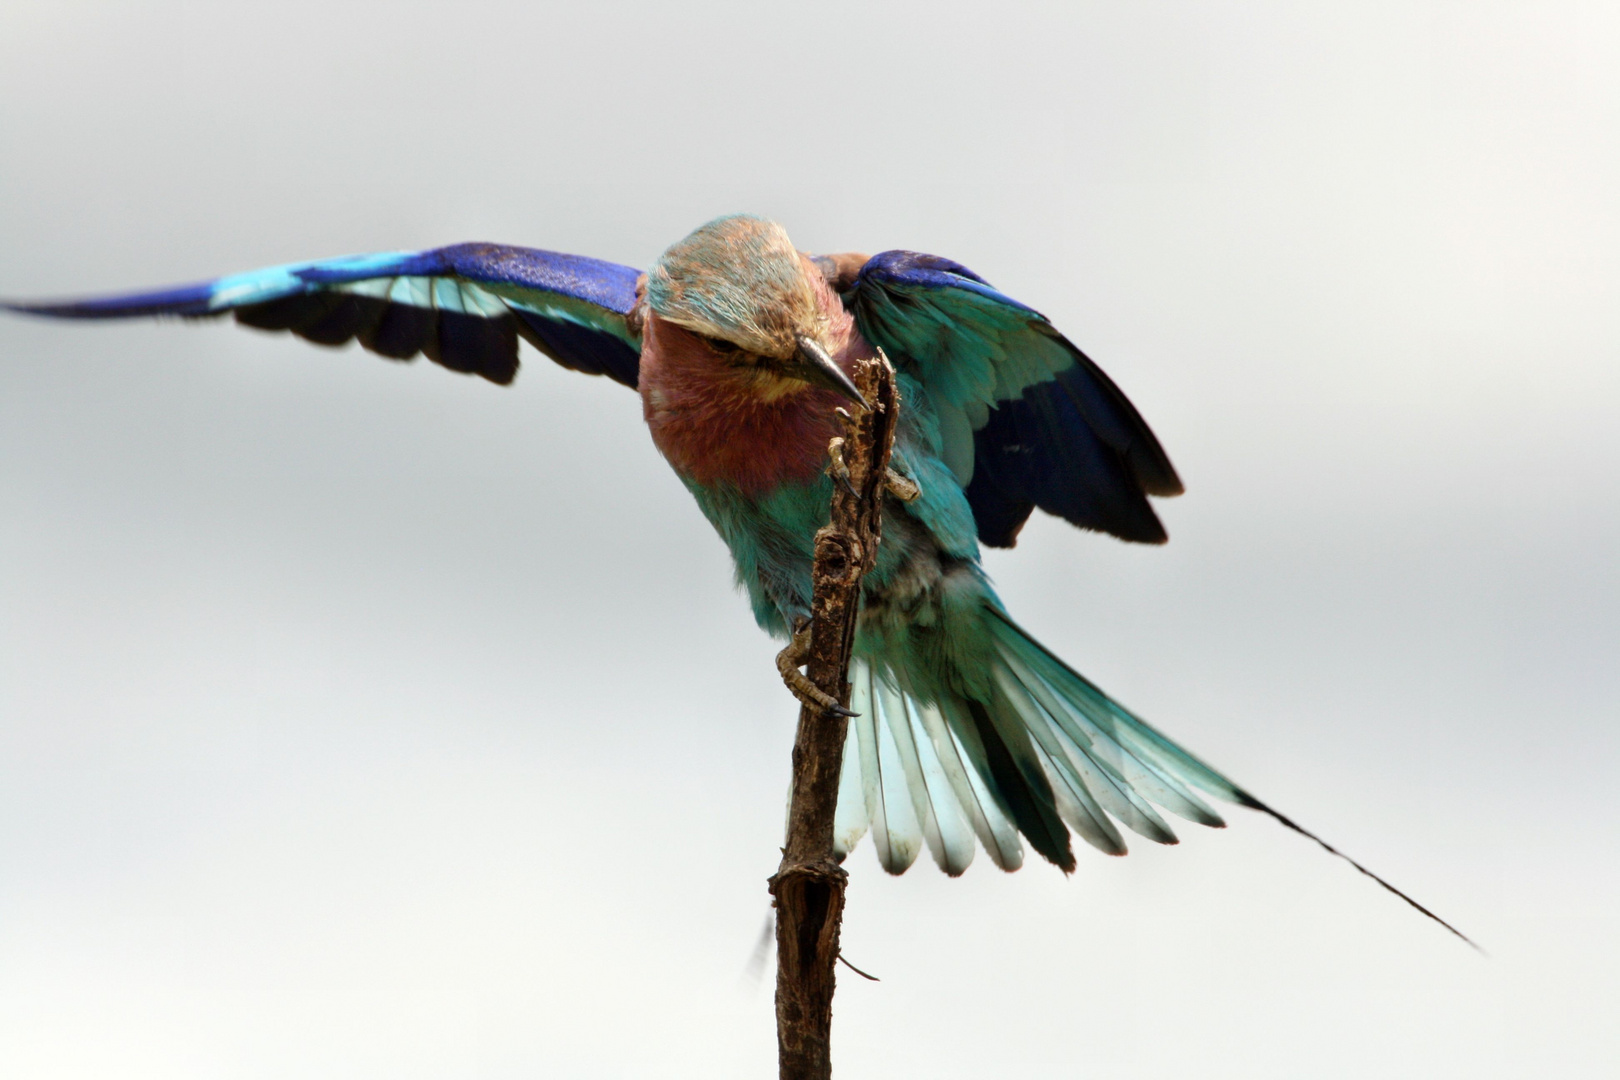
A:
<box><xmin>844</xmin><ymin>251</ymin><xmax>1182</xmax><ymax>546</ymax></box>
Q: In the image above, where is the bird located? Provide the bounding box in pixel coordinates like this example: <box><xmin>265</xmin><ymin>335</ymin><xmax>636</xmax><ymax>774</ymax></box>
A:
<box><xmin>4</xmin><ymin>214</ymin><xmax>1469</xmax><ymax>943</ymax></box>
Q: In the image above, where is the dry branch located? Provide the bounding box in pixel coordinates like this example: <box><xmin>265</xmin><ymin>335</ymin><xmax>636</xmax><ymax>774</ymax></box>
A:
<box><xmin>769</xmin><ymin>353</ymin><xmax>900</xmax><ymax>1080</ymax></box>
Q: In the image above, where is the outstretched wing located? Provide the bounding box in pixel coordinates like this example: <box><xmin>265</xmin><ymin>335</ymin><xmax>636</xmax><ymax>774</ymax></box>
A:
<box><xmin>4</xmin><ymin>243</ymin><xmax>644</xmax><ymax>388</ymax></box>
<box><xmin>843</xmin><ymin>250</ymin><xmax>1182</xmax><ymax>546</ymax></box>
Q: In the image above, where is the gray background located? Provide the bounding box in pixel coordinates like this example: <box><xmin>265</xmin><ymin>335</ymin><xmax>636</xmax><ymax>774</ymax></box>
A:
<box><xmin>2</xmin><ymin>2</ymin><xmax>1616</xmax><ymax>1076</ymax></box>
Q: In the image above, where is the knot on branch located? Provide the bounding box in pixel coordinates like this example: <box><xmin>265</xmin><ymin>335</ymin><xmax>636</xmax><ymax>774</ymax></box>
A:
<box><xmin>768</xmin><ymin>859</ymin><xmax>849</xmax><ymax>895</ymax></box>
<box><xmin>811</xmin><ymin>527</ymin><xmax>861</xmax><ymax>588</ymax></box>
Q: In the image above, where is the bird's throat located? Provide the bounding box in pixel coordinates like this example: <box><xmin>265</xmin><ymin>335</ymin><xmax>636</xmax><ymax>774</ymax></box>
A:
<box><xmin>638</xmin><ymin>313</ymin><xmax>863</xmax><ymax>493</ymax></box>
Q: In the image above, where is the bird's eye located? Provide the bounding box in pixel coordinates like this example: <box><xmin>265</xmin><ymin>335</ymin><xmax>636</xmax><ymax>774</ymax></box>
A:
<box><xmin>704</xmin><ymin>335</ymin><xmax>741</xmax><ymax>355</ymax></box>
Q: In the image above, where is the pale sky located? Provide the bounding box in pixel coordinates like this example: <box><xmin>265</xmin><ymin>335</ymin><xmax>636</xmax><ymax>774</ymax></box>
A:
<box><xmin>2</xmin><ymin>2</ymin><xmax>1617</xmax><ymax>1077</ymax></box>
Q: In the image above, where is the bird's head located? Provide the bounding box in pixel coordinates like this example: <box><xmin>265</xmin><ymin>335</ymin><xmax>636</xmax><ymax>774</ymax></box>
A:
<box><xmin>647</xmin><ymin>215</ymin><xmax>864</xmax><ymax>405</ymax></box>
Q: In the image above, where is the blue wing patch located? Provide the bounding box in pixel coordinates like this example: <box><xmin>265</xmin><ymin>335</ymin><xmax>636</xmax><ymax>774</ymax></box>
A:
<box><xmin>4</xmin><ymin>243</ymin><xmax>644</xmax><ymax>388</ymax></box>
<box><xmin>845</xmin><ymin>251</ymin><xmax>1182</xmax><ymax>547</ymax></box>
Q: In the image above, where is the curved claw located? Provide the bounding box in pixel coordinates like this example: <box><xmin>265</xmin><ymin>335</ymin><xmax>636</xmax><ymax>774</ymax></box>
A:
<box><xmin>775</xmin><ymin>623</ymin><xmax>861</xmax><ymax>717</ymax></box>
<box><xmin>826</xmin><ymin>437</ymin><xmax>858</xmax><ymax>499</ymax></box>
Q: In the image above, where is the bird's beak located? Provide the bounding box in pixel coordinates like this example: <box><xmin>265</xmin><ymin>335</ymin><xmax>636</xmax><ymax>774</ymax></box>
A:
<box><xmin>793</xmin><ymin>334</ymin><xmax>867</xmax><ymax>407</ymax></box>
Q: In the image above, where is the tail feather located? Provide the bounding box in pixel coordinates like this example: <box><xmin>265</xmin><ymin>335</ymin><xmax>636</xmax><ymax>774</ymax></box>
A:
<box><xmin>940</xmin><ymin>705</ymin><xmax>1025</xmax><ymax>871</ymax></box>
<box><xmin>893</xmin><ymin>664</ymin><xmax>1023</xmax><ymax>870</ymax></box>
<box><xmin>957</xmin><ymin>695</ymin><xmax>1075</xmax><ymax>872</ymax></box>
<box><xmin>992</xmin><ymin>668</ymin><xmax>1128</xmax><ymax>854</ymax></box>
<box><xmin>836</xmin><ymin>660</ymin><xmax>983</xmax><ymax>874</ymax></box>
<box><xmin>831</xmin><ymin>711</ymin><xmax>872</xmax><ymax>861</ymax></box>
<box><xmin>828</xmin><ymin>604</ymin><xmax>1477</xmax><ymax>947</ymax></box>
<box><xmin>907</xmin><ymin>694</ymin><xmax>1010</xmax><ymax>871</ymax></box>
<box><xmin>1235</xmin><ymin>791</ymin><xmax>1482</xmax><ymax>950</ymax></box>
<box><xmin>996</xmin><ymin>641</ymin><xmax>1223</xmax><ymax>829</ymax></box>
<box><xmin>832</xmin><ymin>673</ymin><xmax>874</xmax><ymax>861</ymax></box>
<box><xmin>985</xmin><ymin>609</ymin><xmax>1244</xmax><ymax>812</ymax></box>
<box><xmin>1027</xmin><ymin>736</ymin><xmax>1128</xmax><ymax>856</ymax></box>
<box><xmin>838</xmin><ymin>613</ymin><xmax>1235</xmax><ymax>871</ymax></box>
<box><xmin>854</xmin><ymin>664</ymin><xmax>924</xmax><ymax>872</ymax></box>
<box><xmin>993</xmin><ymin>663</ymin><xmax>1175</xmax><ymax>850</ymax></box>
<box><xmin>873</xmin><ymin>674</ymin><xmax>951</xmax><ymax>871</ymax></box>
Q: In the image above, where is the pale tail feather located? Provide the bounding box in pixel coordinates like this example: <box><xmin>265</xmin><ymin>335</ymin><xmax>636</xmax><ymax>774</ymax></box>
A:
<box><xmin>831</xmin><ymin>677</ymin><xmax>872</xmax><ymax>860</ymax></box>
<box><xmin>854</xmin><ymin>662</ymin><xmax>921</xmax><ymax>872</ymax></box>
<box><xmin>985</xmin><ymin>609</ymin><xmax>1481</xmax><ymax>948</ymax></box>
<box><xmin>835</xmin><ymin>640</ymin><xmax>1204</xmax><ymax>870</ymax></box>
<box><xmin>827</xmin><ymin>614</ymin><xmax>1477</xmax><ymax>949</ymax></box>
<box><xmin>836</xmin><ymin>660</ymin><xmax>1007</xmax><ymax>873</ymax></box>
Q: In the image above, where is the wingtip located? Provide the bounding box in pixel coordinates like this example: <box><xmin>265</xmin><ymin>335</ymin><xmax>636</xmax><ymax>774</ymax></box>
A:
<box><xmin>0</xmin><ymin>294</ymin><xmax>218</xmax><ymax>319</ymax></box>
<box><xmin>1138</xmin><ymin>452</ymin><xmax>1186</xmax><ymax>498</ymax></box>
<box><xmin>1149</xmin><ymin>476</ymin><xmax>1186</xmax><ymax>498</ymax></box>
<box><xmin>1116</xmin><ymin>514</ymin><xmax>1170</xmax><ymax>546</ymax></box>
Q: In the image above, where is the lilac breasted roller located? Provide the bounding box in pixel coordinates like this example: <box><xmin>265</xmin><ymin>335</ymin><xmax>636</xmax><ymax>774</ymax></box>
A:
<box><xmin>3</xmin><ymin>215</ymin><xmax>1468</xmax><ymax>941</ymax></box>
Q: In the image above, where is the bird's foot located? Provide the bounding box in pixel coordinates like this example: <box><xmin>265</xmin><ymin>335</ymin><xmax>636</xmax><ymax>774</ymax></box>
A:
<box><xmin>884</xmin><ymin>466</ymin><xmax>921</xmax><ymax>502</ymax></box>
<box><xmin>829</xmin><ymin>441</ymin><xmax>919</xmax><ymax>503</ymax></box>
<box><xmin>776</xmin><ymin>621</ymin><xmax>858</xmax><ymax>717</ymax></box>
<box><xmin>826</xmin><ymin>438</ymin><xmax>858</xmax><ymax>499</ymax></box>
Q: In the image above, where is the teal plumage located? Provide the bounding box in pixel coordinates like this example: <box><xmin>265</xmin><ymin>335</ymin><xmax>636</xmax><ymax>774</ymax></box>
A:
<box><xmin>641</xmin><ymin>217</ymin><xmax>1210</xmax><ymax>874</ymax></box>
<box><xmin>2</xmin><ymin>214</ymin><xmax>1472</xmax><ymax>941</ymax></box>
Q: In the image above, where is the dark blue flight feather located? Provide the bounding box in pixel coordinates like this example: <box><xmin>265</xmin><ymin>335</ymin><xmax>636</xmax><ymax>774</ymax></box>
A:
<box><xmin>4</xmin><ymin>243</ymin><xmax>644</xmax><ymax>388</ymax></box>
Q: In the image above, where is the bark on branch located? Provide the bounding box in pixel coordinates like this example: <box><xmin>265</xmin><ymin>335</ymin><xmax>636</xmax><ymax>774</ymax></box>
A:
<box><xmin>769</xmin><ymin>352</ymin><xmax>900</xmax><ymax>1080</ymax></box>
